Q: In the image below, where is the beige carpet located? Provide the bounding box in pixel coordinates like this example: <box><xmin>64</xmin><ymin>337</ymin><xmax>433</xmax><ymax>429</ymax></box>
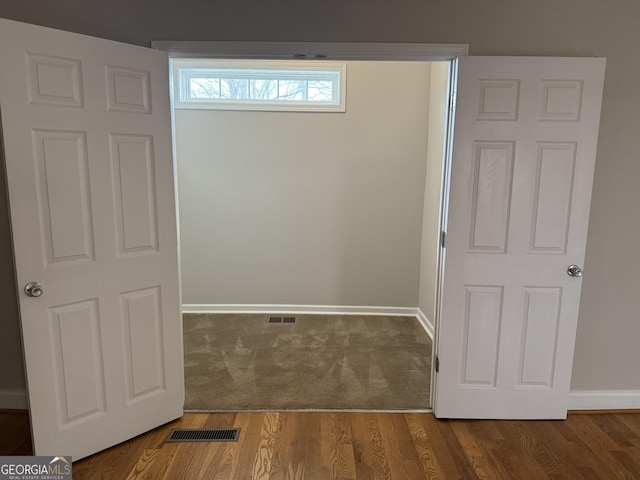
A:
<box><xmin>183</xmin><ymin>313</ymin><xmax>432</xmax><ymax>411</ymax></box>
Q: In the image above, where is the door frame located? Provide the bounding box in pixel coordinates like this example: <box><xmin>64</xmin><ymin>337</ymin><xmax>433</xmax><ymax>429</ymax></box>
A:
<box><xmin>151</xmin><ymin>41</ymin><xmax>467</xmax><ymax>61</ymax></box>
<box><xmin>154</xmin><ymin>41</ymin><xmax>467</xmax><ymax>409</ymax></box>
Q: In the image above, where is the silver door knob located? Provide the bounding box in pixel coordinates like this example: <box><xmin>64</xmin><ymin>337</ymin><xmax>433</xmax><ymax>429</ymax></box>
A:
<box><xmin>567</xmin><ymin>265</ymin><xmax>583</xmax><ymax>278</ymax></box>
<box><xmin>24</xmin><ymin>282</ymin><xmax>44</xmax><ymax>297</ymax></box>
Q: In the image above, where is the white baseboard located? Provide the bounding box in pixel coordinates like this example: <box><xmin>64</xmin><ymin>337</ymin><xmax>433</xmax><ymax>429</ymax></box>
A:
<box><xmin>183</xmin><ymin>304</ymin><xmax>434</xmax><ymax>340</ymax></box>
<box><xmin>182</xmin><ymin>304</ymin><xmax>418</xmax><ymax>317</ymax></box>
<box><xmin>415</xmin><ymin>308</ymin><xmax>434</xmax><ymax>340</ymax></box>
<box><xmin>568</xmin><ymin>390</ymin><xmax>640</xmax><ymax>410</ymax></box>
<box><xmin>0</xmin><ymin>388</ymin><xmax>28</xmax><ymax>410</ymax></box>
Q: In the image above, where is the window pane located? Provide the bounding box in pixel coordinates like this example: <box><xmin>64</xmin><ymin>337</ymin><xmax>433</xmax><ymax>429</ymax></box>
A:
<box><xmin>221</xmin><ymin>79</ymin><xmax>249</xmax><ymax>99</ymax></box>
<box><xmin>307</xmin><ymin>81</ymin><xmax>334</xmax><ymax>102</ymax></box>
<box><xmin>176</xmin><ymin>61</ymin><xmax>345</xmax><ymax>111</ymax></box>
<box><xmin>189</xmin><ymin>78</ymin><xmax>221</xmax><ymax>99</ymax></box>
<box><xmin>250</xmin><ymin>79</ymin><xmax>278</xmax><ymax>100</ymax></box>
<box><xmin>278</xmin><ymin>80</ymin><xmax>306</xmax><ymax>101</ymax></box>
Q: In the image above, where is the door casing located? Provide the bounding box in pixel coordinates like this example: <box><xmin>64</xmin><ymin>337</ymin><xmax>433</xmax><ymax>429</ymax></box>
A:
<box><xmin>158</xmin><ymin>41</ymin><xmax>466</xmax><ymax>410</ymax></box>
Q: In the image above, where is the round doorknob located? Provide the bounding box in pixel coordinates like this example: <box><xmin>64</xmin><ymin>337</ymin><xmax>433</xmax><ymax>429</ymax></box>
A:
<box><xmin>24</xmin><ymin>282</ymin><xmax>44</xmax><ymax>297</ymax></box>
<box><xmin>567</xmin><ymin>265</ymin><xmax>583</xmax><ymax>278</ymax></box>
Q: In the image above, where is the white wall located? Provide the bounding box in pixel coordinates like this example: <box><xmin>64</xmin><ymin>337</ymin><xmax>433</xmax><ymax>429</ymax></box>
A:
<box><xmin>176</xmin><ymin>61</ymin><xmax>431</xmax><ymax>307</ymax></box>
<box><xmin>418</xmin><ymin>62</ymin><xmax>449</xmax><ymax>324</ymax></box>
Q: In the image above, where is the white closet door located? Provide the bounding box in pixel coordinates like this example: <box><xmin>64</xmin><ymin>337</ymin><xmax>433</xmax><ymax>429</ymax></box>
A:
<box><xmin>435</xmin><ymin>56</ymin><xmax>605</xmax><ymax>419</ymax></box>
<box><xmin>0</xmin><ymin>18</ymin><xmax>183</xmax><ymax>459</ymax></box>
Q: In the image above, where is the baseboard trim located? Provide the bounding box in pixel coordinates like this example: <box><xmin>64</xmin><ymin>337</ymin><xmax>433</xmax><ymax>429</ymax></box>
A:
<box><xmin>415</xmin><ymin>308</ymin><xmax>434</xmax><ymax>340</ymax></box>
<box><xmin>185</xmin><ymin>408</ymin><xmax>432</xmax><ymax>414</ymax></box>
<box><xmin>182</xmin><ymin>304</ymin><xmax>418</xmax><ymax>317</ymax></box>
<box><xmin>0</xmin><ymin>388</ymin><xmax>28</xmax><ymax>410</ymax></box>
<box><xmin>568</xmin><ymin>390</ymin><xmax>640</xmax><ymax>410</ymax></box>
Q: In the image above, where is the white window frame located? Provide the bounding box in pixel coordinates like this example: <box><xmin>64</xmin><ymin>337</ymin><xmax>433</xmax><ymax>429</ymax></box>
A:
<box><xmin>172</xmin><ymin>59</ymin><xmax>347</xmax><ymax>112</ymax></box>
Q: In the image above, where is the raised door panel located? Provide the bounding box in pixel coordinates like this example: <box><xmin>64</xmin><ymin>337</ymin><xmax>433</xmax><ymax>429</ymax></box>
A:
<box><xmin>517</xmin><ymin>287</ymin><xmax>562</xmax><ymax>387</ymax></box>
<box><xmin>110</xmin><ymin>134</ymin><xmax>159</xmax><ymax>256</ymax></box>
<box><xmin>477</xmin><ymin>79</ymin><xmax>520</xmax><ymax>121</ymax></box>
<box><xmin>106</xmin><ymin>66</ymin><xmax>152</xmax><ymax>114</ymax></box>
<box><xmin>529</xmin><ymin>143</ymin><xmax>576</xmax><ymax>253</ymax></box>
<box><xmin>469</xmin><ymin>142</ymin><xmax>514</xmax><ymax>253</ymax></box>
<box><xmin>49</xmin><ymin>299</ymin><xmax>106</xmax><ymax>425</ymax></box>
<box><xmin>539</xmin><ymin>80</ymin><xmax>583</xmax><ymax>121</ymax></box>
<box><xmin>26</xmin><ymin>53</ymin><xmax>84</xmax><ymax>107</ymax></box>
<box><xmin>120</xmin><ymin>287</ymin><xmax>166</xmax><ymax>402</ymax></box>
<box><xmin>32</xmin><ymin>130</ymin><xmax>95</xmax><ymax>266</ymax></box>
<box><xmin>461</xmin><ymin>286</ymin><xmax>504</xmax><ymax>386</ymax></box>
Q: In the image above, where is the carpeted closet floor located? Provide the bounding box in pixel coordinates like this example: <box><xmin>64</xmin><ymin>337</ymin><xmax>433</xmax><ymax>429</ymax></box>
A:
<box><xmin>183</xmin><ymin>313</ymin><xmax>432</xmax><ymax>411</ymax></box>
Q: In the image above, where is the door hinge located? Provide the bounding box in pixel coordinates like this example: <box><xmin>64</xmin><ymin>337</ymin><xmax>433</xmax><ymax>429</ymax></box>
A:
<box><xmin>435</xmin><ymin>355</ymin><xmax>440</xmax><ymax>373</ymax></box>
<box><xmin>440</xmin><ymin>231</ymin><xmax>446</xmax><ymax>248</ymax></box>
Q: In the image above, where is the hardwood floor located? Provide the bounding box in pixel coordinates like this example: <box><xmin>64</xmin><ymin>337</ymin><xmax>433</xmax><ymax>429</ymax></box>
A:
<box><xmin>0</xmin><ymin>409</ymin><xmax>31</xmax><ymax>456</ymax></box>
<box><xmin>4</xmin><ymin>410</ymin><xmax>640</xmax><ymax>478</ymax></box>
<box><xmin>76</xmin><ymin>411</ymin><xmax>640</xmax><ymax>479</ymax></box>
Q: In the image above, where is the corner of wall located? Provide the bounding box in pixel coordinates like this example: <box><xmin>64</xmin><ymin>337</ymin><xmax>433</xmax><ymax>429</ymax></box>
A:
<box><xmin>415</xmin><ymin>308</ymin><xmax>434</xmax><ymax>340</ymax></box>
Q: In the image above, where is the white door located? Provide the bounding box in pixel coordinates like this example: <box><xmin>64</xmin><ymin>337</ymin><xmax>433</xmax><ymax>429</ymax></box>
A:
<box><xmin>435</xmin><ymin>56</ymin><xmax>605</xmax><ymax>419</ymax></box>
<box><xmin>0</xmin><ymin>19</ymin><xmax>183</xmax><ymax>459</ymax></box>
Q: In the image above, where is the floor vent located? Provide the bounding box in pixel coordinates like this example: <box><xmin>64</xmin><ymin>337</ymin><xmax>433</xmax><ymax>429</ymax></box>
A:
<box><xmin>268</xmin><ymin>316</ymin><xmax>297</xmax><ymax>324</ymax></box>
<box><xmin>166</xmin><ymin>428</ymin><xmax>240</xmax><ymax>443</ymax></box>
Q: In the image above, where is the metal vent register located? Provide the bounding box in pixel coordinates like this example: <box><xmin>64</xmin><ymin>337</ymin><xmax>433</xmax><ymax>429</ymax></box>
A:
<box><xmin>268</xmin><ymin>316</ymin><xmax>297</xmax><ymax>324</ymax></box>
<box><xmin>166</xmin><ymin>428</ymin><xmax>241</xmax><ymax>443</ymax></box>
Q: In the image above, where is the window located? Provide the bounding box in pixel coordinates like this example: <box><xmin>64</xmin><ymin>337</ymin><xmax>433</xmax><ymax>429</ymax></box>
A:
<box><xmin>172</xmin><ymin>59</ymin><xmax>346</xmax><ymax>112</ymax></box>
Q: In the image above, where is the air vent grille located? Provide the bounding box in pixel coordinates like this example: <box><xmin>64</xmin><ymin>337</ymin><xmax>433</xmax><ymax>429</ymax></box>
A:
<box><xmin>166</xmin><ymin>428</ymin><xmax>240</xmax><ymax>443</ymax></box>
<box><xmin>267</xmin><ymin>316</ymin><xmax>297</xmax><ymax>324</ymax></box>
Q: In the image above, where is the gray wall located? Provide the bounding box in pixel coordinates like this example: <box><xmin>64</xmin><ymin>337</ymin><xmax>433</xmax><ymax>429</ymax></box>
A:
<box><xmin>176</xmin><ymin>61</ymin><xmax>430</xmax><ymax>306</ymax></box>
<box><xmin>0</xmin><ymin>139</ymin><xmax>26</xmax><ymax>400</ymax></box>
<box><xmin>1</xmin><ymin>0</ymin><xmax>639</xmax><ymax>393</ymax></box>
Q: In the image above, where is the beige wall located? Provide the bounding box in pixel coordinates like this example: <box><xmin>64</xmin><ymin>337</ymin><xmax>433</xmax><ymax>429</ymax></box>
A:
<box><xmin>176</xmin><ymin>61</ymin><xmax>431</xmax><ymax>306</ymax></box>
<box><xmin>1</xmin><ymin>0</ymin><xmax>640</xmax><ymax>392</ymax></box>
<box><xmin>418</xmin><ymin>62</ymin><xmax>449</xmax><ymax>322</ymax></box>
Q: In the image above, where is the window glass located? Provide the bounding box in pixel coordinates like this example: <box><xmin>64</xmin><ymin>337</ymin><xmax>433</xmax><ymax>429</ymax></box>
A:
<box><xmin>173</xmin><ymin>60</ymin><xmax>346</xmax><ymax>112</ymax></box>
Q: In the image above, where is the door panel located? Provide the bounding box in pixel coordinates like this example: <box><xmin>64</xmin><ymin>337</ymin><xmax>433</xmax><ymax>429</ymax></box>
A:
<box><xmin>0</xmin><ymin>18</ymin><xmax>183</xmax><ymax>459</ymax></box>
<box><xmin>51</xmin><ymin>299</ymin><xmax>106</xmax><ymax>424</ymax></box>
<box><xmin>33</xmin><ymin>130</ymin><xmax>95</xmax><ymax>264</ymax></box>
<box><xmin>121</xmin><ymin>286</ymin><xmax>166</xmax><ymax>401</ymax></box>
<box><xmin>435</xmin><ymin>56</ymin><xmax>605</xmax><ymax>419</ymax></box>
<box><xmin>468</xmin><ymin>141</ymin><xmax>514</xmax><ymax>252</ymax></box>
<box><xmin>518</xmin><ymin>287</ymin><xmax>561</xmax><ymax>386</ymax></box>
<box><xmin>530</xmin><ymin>142</ymin><xmax>576</xmax><ymax>253</ymax></box>
<box><xmin>110</xmin><ymin>134</ymin><xmax>160</xmax><ymax>255</ymax></box>
<box><xmin>461</xmin><ymin>286</ymin><xmax>503</xmax><ymax>386</ymax></box>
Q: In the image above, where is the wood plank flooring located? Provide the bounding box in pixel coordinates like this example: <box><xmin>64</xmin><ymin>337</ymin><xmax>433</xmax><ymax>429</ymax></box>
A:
<box><xmin>0</xmin><ymin>409</ymin><xmax>31</xmax><ymax>456</ymax></box>
<box><xmin>3</xmin><ymin>410</ymin><xmax>640</xmax><ymax>478</ymax></box>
